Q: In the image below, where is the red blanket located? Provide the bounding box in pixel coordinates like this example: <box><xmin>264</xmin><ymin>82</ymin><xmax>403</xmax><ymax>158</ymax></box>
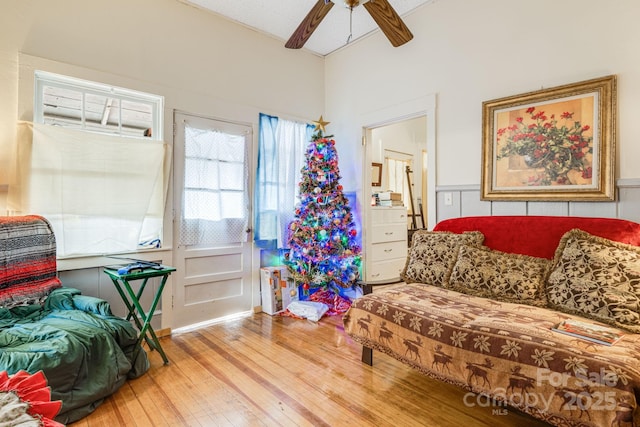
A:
<box><xmin>0</xmin><ymin>215</ymin><xmax>62</xmax><ymax>307</ymax></box>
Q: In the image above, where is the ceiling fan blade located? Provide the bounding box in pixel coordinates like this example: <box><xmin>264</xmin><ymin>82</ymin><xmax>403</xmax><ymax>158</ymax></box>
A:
<box><xmin>363</xmin><ymin>0</ymin><xmax>413</xmax><ymax>47</ymax></box>
<box><xmin>286</xmin><ymin>0</ymin><xmax>335</xmax><ymax>49</ymax></box>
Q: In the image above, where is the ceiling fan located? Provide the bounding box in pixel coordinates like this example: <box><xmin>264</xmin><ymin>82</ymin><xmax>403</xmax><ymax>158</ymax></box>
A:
<box><xmin>285</xmin><ymin>0</ymin><xmax>413</xmax><ymax>50</ymax></box>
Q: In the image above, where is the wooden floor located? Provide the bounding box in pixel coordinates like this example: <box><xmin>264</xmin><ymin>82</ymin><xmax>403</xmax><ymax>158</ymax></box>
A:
<box><xmin>68</xmin><ymin>313</ymin><xmax>549</xmax><ymax>427</ymax></box>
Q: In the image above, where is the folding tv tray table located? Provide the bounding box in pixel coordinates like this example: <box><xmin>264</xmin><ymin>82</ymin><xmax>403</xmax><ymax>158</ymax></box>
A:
<box><xmin>103</xmin><ymin>264</ymin><xmax>176</xmax><ymax>365</ymax></box>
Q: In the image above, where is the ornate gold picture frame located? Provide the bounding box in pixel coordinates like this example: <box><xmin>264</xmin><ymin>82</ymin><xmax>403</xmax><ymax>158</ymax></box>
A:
<box><xmin>481</xmin><ymin>75</ymin><xmax>616</xmax><ymax>201</ymax></box>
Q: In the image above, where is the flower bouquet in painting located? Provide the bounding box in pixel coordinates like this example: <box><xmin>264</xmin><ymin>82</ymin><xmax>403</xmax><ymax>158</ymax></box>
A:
<box><xmin>496</xmin><ymin>107</ymin><xmax>593</xmax><ymax>186</ymax></box>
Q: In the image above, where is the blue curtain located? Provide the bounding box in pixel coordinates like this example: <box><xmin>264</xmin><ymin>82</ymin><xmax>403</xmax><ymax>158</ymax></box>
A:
<box><xmin>255</xmin><ymin>113</ymin><xmax>313</xmax><ymax>249</ymax></box>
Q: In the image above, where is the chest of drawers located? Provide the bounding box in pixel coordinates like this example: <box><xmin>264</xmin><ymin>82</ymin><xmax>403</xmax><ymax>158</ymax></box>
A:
<box><xmin>365</xmin><ymin>206</ymin><xmax>408</xmax><ymax>283</ymax></box>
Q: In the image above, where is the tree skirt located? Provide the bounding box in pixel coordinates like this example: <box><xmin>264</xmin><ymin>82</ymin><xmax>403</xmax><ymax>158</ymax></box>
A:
<box><xmin>278</xmin><ymin>289</ymin><xmax>352</xmax><ymax>320</ymax></box>
<box><xmin>0</xmin><ymin>370</ymin><xmax>63</xmax><ymax>427</ymax></box>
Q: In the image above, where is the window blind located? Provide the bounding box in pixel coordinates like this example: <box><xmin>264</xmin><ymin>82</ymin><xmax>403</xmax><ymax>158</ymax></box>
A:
<box><xmin>9</xmin><ymin>122</ymin><xmax>167</xmax><ymax>257</ymax></box>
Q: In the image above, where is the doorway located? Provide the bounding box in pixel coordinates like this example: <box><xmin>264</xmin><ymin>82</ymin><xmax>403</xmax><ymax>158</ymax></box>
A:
<box><xmin>360</xmin><ymin>94</ymin><xmax>436</xmax><ymax>283</ymax></box>
<box><xmin>172</xmin><ymin>111</ymin><xmax>254</xmax><ymax>329</ymax></box>
<box><xmin>372</xmin><ymin>117</ymin><xmax>427</xmax><ymax>229</ymax></box>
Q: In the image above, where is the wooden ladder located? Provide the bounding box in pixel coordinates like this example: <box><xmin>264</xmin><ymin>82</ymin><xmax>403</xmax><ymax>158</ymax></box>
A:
<box><xmin>405</xmin><ymin>165</ymin><xmax>425</xmax><ymax>230</ymax></box>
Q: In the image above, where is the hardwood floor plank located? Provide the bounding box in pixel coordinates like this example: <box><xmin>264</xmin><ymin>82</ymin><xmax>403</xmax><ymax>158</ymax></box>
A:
<box><xmin>106</xmin><ymin>388</ymin><xmax>136</xmax><ymax>425</ymax></box>
<box><xmin>212</xmin><ymin>318</ymin><xmax>409</xmax><ymax>426</ymax></box>
<box><xmin>178</xmin><ymin>332</ymin><xmax>314</xmax><ymax>427</ymax></box>
<box><xmin>69</xmin><ymin>313</ymin><xmax>549</xmax><ymax>427</ymax></box>
<box><xmin>196</xmin><ymin>326</ymin><xmax>353</xmax><ymax>426</ymax></box>
<box><xmin>149</xmin><ymin>339</ymin><xmax>262</xmax><ymax>426</ymax></box>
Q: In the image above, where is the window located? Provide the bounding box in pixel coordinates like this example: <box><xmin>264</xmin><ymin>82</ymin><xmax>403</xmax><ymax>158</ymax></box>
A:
<box><xmin>183</xmin><ymin>127</ymin><xmax>245</xmax><ymax>221</ymax></box>
<box><xmin>14</xmin><ymin>71</ymin><xmax>167</xmax><ymax>257</ymax></box>
<box><xmin>34</xmin><ymin>70</ymin><xmax>162</xmax><ymax>139</ymax></box>
<box><xmin>179</xmin><ymin>123</ymin><xmax>249</xmax><ymax>246</ymax></box>
<box><xmin>385</xmin><ymin>151</ymin><xmax>413</xmax><ymax>210</ymax></box>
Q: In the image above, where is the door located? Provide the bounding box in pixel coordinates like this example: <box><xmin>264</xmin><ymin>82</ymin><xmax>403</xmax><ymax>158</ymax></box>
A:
<box><xmin>173</xmin><ymin>112</ymin><xmax>253</xmax><ymax>329</ymax></box>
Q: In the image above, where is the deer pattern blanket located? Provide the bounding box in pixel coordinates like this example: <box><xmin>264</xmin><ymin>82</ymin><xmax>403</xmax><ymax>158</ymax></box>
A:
<box><xmin>343</xmin><ymin>284</ymin><xmax>640</xmax><ymax>427</ymax></box>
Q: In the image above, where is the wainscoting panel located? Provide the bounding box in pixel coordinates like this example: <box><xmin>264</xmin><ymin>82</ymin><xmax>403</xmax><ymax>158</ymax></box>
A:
<box><xmin>569</xmin><ymin>201</ymin><xmax>617</xmax><ymax>218</ymax></box>
<box><xmin>435</xmin><ymin>179</ymin><xmax>640</xmax><ymax>225</ymax></box>
<box><xmin>490</xmin><ymin>201</ymin><xmax>527</xmax><ymax>216</ymax></box>
<box><xmin>461</xmin><ymin>191</ymin><xmax>491</xmax><ymax>216</ymax></box>
<box><xmin>619</xmin><ymin>181</ymin><xmax>640</xmax><ymax>223</ymax></box>
<box><xmin>436</xmin><ymin>191</ymin><xmax>459</xmax><ymax>220</ymax></box>
<box><xmin>527</xmin><ymin>203</ymin><xmax>569</xmax><ymax>216</ymax></box>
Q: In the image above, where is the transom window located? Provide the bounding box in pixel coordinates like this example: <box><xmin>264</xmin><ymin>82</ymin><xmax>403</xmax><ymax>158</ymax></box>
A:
<box><xmin>34</xmin><ymin>70</ymin><xmax>163</xmax><ymax>139</ymax></box>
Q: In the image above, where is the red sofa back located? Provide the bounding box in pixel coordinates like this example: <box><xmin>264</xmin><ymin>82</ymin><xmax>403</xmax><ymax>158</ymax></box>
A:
<box><xmin>433</xmin><ymin>215</ymin><xmax>640</xmax><ymax>259</ymax></box>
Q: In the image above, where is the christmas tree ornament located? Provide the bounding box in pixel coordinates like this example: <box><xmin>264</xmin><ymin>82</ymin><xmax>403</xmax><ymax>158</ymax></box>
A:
<box><xmin>312</xmin><ymin>115</ymin><xmax>330</xmax><ymax>133</ymax></box>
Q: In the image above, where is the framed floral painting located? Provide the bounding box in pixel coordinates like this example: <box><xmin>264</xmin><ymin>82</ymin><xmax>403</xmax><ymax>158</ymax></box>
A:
<box><xmin>481</xmin><ymin>75</ymin><xmax>616</xmax><ymax>201</ymax></box>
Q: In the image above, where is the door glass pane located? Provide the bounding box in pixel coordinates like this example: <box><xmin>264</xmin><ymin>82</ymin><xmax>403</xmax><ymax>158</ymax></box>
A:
<box><xmin>219</xmin><ymin>162</ymin><xmax>243</xmax><ymax>190</ymax></box>
<box><xmin>221</xmin><ymin>192</ymin><xmax>244</xmax><ymax>218</ymax></box>
<box><xmin>185</xmin><ymin>158</ymin><xmax>219</xmax><ymax>190</ymax></box>
<box><xmin>184</xmin><ymin>190</ymin><xmax>220</xmax><ymax>221</ymax></box>
<box><xmin>180</xmin><ymin>125</ymin><xmax>248</xmax><ymax>246</ymax></box>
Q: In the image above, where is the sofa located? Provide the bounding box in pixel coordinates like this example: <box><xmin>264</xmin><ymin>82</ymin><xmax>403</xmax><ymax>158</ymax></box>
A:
<box><xmin>0</xmin><ymin>215</ymin><xmax>149</xmax><ymax>424</ymax></box>
<box><xmin>343</xmin><ymin>215</ymin><xmax>640</xmax><ymax>427</ymax></box>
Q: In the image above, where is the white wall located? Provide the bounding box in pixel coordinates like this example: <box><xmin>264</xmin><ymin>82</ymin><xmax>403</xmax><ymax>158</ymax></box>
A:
<box><xmin>371</xmin><ymin>117</ymin><xmax>426</xmax><ymax>166</ymax></box>
<box><xmin>326</xmin><ymin>0</ymin><xmax>640</xmax><ymax>190</ymax></box>
<box><xmin>0</xmin><ymin>0</ymin><xmax>324</xmax><ymax>191</ymax></box>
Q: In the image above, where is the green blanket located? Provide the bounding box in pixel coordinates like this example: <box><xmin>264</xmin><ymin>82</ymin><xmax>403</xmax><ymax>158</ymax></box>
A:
<box><xmin>0</xmin><ymin>287</ymin><xmax>150</xmax><ymax>424</ymax></box>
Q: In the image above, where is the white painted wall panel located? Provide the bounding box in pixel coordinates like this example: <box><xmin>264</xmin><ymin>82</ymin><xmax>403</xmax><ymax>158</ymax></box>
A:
<box><xmin>619</xmin><ymin>186</ymin><xmax>640</xmax><ymax>223</ymax></box>
<box><xmin>569</xmin><ymin>202</ymin><xmax>617</xmax><ymax>218</ymax></box>
<box><xmin>491</xmin><ymin>202</ymin><xmax>527</xmax><ymax>216</ymax></box>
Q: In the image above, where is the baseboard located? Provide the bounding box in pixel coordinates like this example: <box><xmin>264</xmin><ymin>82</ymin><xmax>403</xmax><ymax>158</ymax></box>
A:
<box><xmin>155</xmin><ymin>327</ymin><xmax>171</xmax><ymax>338</ymax></box>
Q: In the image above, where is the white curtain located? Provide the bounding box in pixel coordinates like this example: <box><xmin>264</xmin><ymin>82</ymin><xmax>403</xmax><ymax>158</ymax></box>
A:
<box><xmin>179</xmin><ymin>124</ymin><xmax>249</xmax><ymax>246</ymax></box>
<box><xmin>255</xmin><ymin>114</ymin><xmax>312</xmax><ymax>249</ymax></box>
<box><xmin>275</xmin><ymin>119</ymin><xmax>310</xmax><ymax>248</ymax></box>
<box><xmin>9</xmin><ymin>122</ymin><xmax>167</xmax><ymax>257</ymax></box>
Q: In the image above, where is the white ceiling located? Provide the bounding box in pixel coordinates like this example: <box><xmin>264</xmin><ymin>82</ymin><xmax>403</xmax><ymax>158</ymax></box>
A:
<box><xmin>182</xmin><ymin>0</ymin><xmax>434</xmax><ymax>56</ymax></box>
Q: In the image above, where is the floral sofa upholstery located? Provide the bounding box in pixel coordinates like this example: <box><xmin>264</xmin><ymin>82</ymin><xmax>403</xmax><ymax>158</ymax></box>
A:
<box><xmin>0</xmin><ymin>215</ymin><xmax>149</xmax><ymax>424</ymax></box>
<box><xmin>343</xmin><ymin>215</ymin><xmax>640</xmax><ymax>427</ymax></box>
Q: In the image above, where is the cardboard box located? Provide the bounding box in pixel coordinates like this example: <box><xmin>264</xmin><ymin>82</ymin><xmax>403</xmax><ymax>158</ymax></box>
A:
<box><xmin>390</xmin><ymin>192</ymin><xmax>402</xmax><ymax>201</ymax></box>
<box><xmin>260</xmin><ymin>266</ymin><xmax>298</xmax><ymax>315</ymax></box>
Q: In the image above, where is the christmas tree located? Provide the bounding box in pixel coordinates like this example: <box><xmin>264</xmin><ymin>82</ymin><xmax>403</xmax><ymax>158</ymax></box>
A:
<box><xmin>284</xmin><ymin>116</ymin><xmax>361</xmax><ymax>297</ymax></box>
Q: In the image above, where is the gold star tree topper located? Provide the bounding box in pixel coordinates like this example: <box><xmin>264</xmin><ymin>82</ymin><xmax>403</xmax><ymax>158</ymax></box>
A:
<box><xmin>313</xmin><ymin>115</ymin><xmax>330</xmax><ymax>133</ymax></box>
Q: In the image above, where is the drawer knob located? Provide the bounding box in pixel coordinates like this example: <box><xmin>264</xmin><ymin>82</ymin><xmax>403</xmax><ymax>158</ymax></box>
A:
<box><xmin>384</xmin><ymin>249</ymin><xmax>393</xmax><ymax>253</ymax></box>
<box><xmin>385</xmin><ymin>232</ymin><xmax>394</xmax><ymax>235</ymax></box>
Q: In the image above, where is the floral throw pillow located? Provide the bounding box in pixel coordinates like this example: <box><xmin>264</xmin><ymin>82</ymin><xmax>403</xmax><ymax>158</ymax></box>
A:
<box><xmin>400</xmin><ymin>231</ymin><xmax>484</xmax><ymax>287</ymax></box>
<box><xmin>448</xmin><ymin>245</ymin><xmax>550</xmax><ymax>306</ymax></box>
<box><xmin>546</xmin><ymin>229</ymin><xmax>640</xmax><ymax>333</ymax></box>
